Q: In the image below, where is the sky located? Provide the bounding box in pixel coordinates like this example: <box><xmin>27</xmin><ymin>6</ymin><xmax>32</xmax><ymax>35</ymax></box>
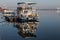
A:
<box><xmin>0</xmin><ymin>0</ymin><xmax>60</xmax><ymax>9</ymax></box>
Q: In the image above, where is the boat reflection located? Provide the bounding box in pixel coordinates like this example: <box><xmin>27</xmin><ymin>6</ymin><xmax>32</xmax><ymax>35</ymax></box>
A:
<box><xmin>14</xmin><ymin>22</ymin><xmax>39</xmax><ymax>38</ymax></box>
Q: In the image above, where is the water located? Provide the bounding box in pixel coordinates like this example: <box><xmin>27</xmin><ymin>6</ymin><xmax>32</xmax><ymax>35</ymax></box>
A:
<box><xmin>0</xmin><ymin>10</ymin><xmax>60</xmax><ymax>40</ymax></box>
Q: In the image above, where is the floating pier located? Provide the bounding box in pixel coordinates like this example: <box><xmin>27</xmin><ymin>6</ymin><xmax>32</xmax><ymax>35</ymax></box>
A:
<box><xmin>3</xmin><ymin>2</ymin><xmax>38</xmax><ymax>22</ymax></box>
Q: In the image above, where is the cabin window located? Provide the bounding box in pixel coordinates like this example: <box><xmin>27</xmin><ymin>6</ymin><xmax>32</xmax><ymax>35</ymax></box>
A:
<box><xmin>6</xmin><ymin>12</ymin><xmax>14</xmax><ymax>14</ymax></box>
<box><xmin>17</xmin><ymin>7</ymin><xmax>22</xmax><ymax>10</ymax></box>
<box><xmin>24</xmin><ymin>11</ymin><xmax>28</xmax><ymax>13</ymax></box>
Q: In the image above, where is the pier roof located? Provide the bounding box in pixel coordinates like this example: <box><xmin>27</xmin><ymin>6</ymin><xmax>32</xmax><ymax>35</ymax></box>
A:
<box><xmin>17</xmin><ymin>2</ymin><xmax>36</xmax><ymax>5</ymax></box>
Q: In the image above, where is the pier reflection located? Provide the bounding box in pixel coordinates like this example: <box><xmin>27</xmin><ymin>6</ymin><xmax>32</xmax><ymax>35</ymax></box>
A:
<box><xmin>14</xmin><ymin>22</ymin><xmax>39</xmax><ymax>38</ymax></box>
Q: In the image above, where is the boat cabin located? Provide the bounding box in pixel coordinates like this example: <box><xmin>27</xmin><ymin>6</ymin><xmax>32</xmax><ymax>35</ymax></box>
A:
<box><xmin>3</xmin><ymin>9</ymin><xmax>15</xmax><ymax>17</ymax></box>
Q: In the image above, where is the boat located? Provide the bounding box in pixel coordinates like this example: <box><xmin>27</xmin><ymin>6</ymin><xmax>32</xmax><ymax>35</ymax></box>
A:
<box><xmin>17</xmin><ymin>2</ymin><xmax>38</xmax><ymax>21</ymax></box>
<box><xmin>3</xmin><ymin>9</ymin><xmax>15</xmax><ymax>21</ymax></box>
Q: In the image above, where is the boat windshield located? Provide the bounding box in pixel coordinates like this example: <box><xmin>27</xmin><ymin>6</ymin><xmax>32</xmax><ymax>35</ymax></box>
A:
<box><xmin>5</xmin><ymin>12</ymin><xmax>14</xmax><ymax>14</ymax></box>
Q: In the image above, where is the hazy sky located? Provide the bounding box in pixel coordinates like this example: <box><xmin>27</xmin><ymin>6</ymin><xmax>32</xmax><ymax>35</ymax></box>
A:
<box><xmin>0</xmin><ymin>0</ymin><xmax>60</xmax><ymax>9</ymax></box>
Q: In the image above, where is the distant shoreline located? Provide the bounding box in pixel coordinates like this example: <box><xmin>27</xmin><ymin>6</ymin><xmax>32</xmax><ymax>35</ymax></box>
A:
<box><xmin>36</xmin><ymin>9</ymin><xmax>60</xmax><ymax>11</ymax></box>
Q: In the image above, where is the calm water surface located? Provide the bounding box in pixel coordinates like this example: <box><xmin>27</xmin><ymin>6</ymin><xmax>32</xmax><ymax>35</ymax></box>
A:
<box><xmin>0</xmin><ymin>11</ymin><xmax>60</xmax><ymax>40</ymax></box>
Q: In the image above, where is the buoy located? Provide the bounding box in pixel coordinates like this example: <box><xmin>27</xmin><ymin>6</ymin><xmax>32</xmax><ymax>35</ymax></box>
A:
<box><xmin>0</xmin><ymin>7</ymin><xmax>2</xmax><ymax>12</ymax></box>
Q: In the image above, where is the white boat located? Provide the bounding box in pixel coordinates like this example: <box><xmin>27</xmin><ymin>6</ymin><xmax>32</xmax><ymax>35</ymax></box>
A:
<box><xmin>3</xmin><ymin>9</ymin><xmax>15</xmax><ymax>17</ymax></box>
<box><xmin>17</xmin><ymin>2</ymin><xmax>38</xmax><ymax>20</ymax></box>
<box><xmin>3</xmin><ymin>9</ymin><xmax>15</xmax><ymax>21</ymax></box>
